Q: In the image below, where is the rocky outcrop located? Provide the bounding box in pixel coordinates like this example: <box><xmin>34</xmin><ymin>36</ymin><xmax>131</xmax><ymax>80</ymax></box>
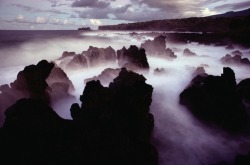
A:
<box><xmin>220</xmin><ymin>54</ymin><xmax>250</xmax><ymax>66</ymax></box>
<box><xmin>0</xmin><ymin>98</ymin><xmax>72</xmax><ymax>164</ymax></box>
<box><xmin>66</xmin><ymin>54</ymin><xmax>88</xmax><ymax>70</ymax></box>
<box><xmin>183</xmin><ymin>48</ymin><xmax>196</xmax><ymax>56</ymax></box>
<box><xmin>192</xmin><ymin>67</ymin><xmax>206</xmax><ymax>77</ymax></box>
<box><xmin>237</xmin><ymin>79</ymin><xmax>250</xmax><ymax>102</ymax></box>
<box><xmin>154</xmin><ymin>68</ymin><xmax>166</xmax><ymax>75</ymax></box>
<box><xmin>84</xmin><ymin>68</ymin><xmax>121</xmax><ymax>85</ymax></box>
<box><xmin>141</xmin><ymin>35</ymin><xmax>177</xmax><ymax>59</ymax></box>
<box><xmin>231</xmin><ymin>50</ymin><xmax>243</xmax><ymax>56</ymax></box>
<box><xmin>46</xmin><ymin>67</ymin><xmax>75</xmax><ymax>101</ymax></box>
<box><xmin>83</xmin><ymin>46</ymin><xmax>117</xmax><ymax>66</ymax></box>
<box><xmin>71</xmin><ymin>68</ymin><xmax>157</xmax><ymax>164</ymax></box>
<box><xmin>117</xmin><ymin>45</ymin><xmax>150</xmax><ymax>70</ymax></box>
<box><xmin>0</xmin><ymin>68</ymin><xmax>157</xmax><ymax>165</ymax></box>
<box><xmin>180</xmin><ymin>67</ymin><xmax>248</xmax><ymax>131</ymax></box>
<box><xmin>57</xmin><ymin>46</ymin><xmax>117</xmax><ymax>70</ymax></box>
<box><xmin>0</xmin><ymin>60</ymin><xmax>74</xmax><ymax>126</ymax></box>
<box><xmin>61</xmin><ymin>51</ymin><xmax>76</xmax><ymax>59</ymax></box>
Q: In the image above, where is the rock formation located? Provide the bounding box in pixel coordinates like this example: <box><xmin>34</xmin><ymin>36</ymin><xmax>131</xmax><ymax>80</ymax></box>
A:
<box><xmin>154</xmin><ymin>68</ymin><xmax>166</xmax><ymax>75</ymax></box>
<box><xmin>0</xmin><ymin>60</ymin><xmax>74</xmax><ymax>126</ymax></box>
<box><xmin>220</xmin><ymin>54</ymin><xmax>250</xmax><ymax>66</ymax></box>
<box><xmin>231</xmin><ymin>50</ymin><xmax>243</xmax><ymax>56</ymax></box>
<box><xmin>0</xmin><ymin>68</ymin><xmax>157</xmax><ymax>165</ymax></box>
<box><xmin>46</xmin><ymin>67</ymin><xmax>75</xmax><ymax>101</ymax></box>
<box><xmin>192</xmin><ymin>67</ymin><xmax>206</xmax><ymax>77</ymax></box>
<box><xmin>141</xmin><ymin>35</ymin><xmax>177</xmax><ymax>59</ymax></box>
<box><xmin>180</xmin><ymin>67</ymin><xmax>248</xmax><ymax>131</ymax></box>
<box><xmin>83</xmin><ymin>46</ymin><xmax>117</xmax><ymax>66</ymax></box>
<box><xmin>66</xmin><ymin>54</ymin><xmax>88</xmax><ymax>70</ymax></box>
<box><xmin>183</xmin><ymin>48</ymin><xmax>197</xmax><ymax>56</ymax></box>
<box><xmin>57</xmin><ymin>46</ymin><xmax>117</xmax><ymax>70</ymax></box>
<box><xmin>84</xmin><ymin>68</ymin><xmax>121</xmax><ymax>85</ymax></box>
<box><xmin>117</xmin><ymin>45</ymin><xmax>150</xmax><ymax>70</ymax></box>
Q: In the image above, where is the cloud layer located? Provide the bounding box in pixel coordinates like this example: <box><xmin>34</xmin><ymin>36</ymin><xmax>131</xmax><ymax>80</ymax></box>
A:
<box><xmin>0</xmin><ymin>0</ymin><xmax>250</xmax><ymax>29</ymax></box>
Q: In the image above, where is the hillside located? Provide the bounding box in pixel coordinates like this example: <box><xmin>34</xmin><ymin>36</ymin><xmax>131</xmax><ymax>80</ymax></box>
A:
<box><xmin>98</xmin><ymin>8</ymin><xmax>250</xmax><ymax>33</ymax></box>
<box><xmin>209</xmin><ymin>8</ymin><xmax>250</xmax><ymax>18</ymax></box>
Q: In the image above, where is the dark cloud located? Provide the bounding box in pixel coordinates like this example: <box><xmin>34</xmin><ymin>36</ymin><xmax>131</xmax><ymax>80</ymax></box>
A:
<box><xmin>77</xmin><ymin>4</ymin><xmax>131</xmax><ymax>19</ymax></box>
<box><xmin>11</xmin><ymin>4</ymin><xmax>69</xmax><ymax>15</ymax></box>
<box><xmin>214</xmin><ymin>1</ymin><xmax>250</xmax><ymax>11</ymax></box>
<box><xmin>71</xmin><ymin>0</ymin><xmax>111</xmax><ymax>8</ymax></box>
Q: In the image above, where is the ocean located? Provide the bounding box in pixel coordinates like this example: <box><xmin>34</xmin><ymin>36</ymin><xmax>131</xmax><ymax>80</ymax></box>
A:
<box><xmin>1</xmin><ymin>30</ymin><xmax>250</xmax><ymax>165</ymax></box>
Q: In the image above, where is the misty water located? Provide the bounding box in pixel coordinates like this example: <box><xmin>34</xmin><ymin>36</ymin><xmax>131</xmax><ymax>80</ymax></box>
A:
<box><xmin>1</xmin><ymin>30</ymin><xmax>250</xmax><ymax>165</ymax></box>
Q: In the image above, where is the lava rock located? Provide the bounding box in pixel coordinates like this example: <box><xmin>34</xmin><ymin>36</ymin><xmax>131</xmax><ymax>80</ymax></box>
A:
<box><xmin>84</xmin><ymin>46</ymin><xmax>117</xmax><ymax>66</ymax></box>
<box><xmin>154</xmin><ymin>68</ymin><xmax>166</xmax><ymax>75</ymax></box>
<box><xmin>183</xmin><ymin>48</ymin><xmax>197</xmax><ymax>56</ymax></box>
<box><xmin>220</xmin><ymin>54</ymin><xmax>250</xmax><ymax>66</ymax></box>
<box><xmin>231</xmin><ymin>50</ymin><xmax>243</xmax><ymax>56</ymax></box>
<box><xmin>84</xmin><ymin>68</ymin><xmax>121</xmax><ymax>85</ymax></box>
<box><xmin>192</xmin><ymin>67</ymin><xmax>206</xmax><ymax>77</ymax></box>
<box><xmin>0</xmin><ymin>68</ymin><xmax>158</xmax><ymax>165</ymax></box>
<box><xmin>0</xmin><ymin>60</ymin><xmax>75</xmax><ymax>126</ymax></box>
<box><xmin>46</xmin><ymin>67</ymin><xmax>75</xmax><ymax>101</ymax></box>
<box><xmin>0</xmin><ymin>98</ymin><xmax>73</xmax><ymax>165</ymax></box>
<box><xmin>71</xmin><ymin>68</ymin><xmax>157</xmax><ymax>165</ymax></box>
<box><xmin>180</xmin><ymin>67</ymin><xmax>248</xmax><ymax>131</ymax></box>
<box><xmin>66</xmin><ymin>54</ymin><xmax>88</xmax><ymax>70</ymax></box>
<box><xmin>117</xmin><ymin>45</ymin><xmax>150</xmax><ymax>70</ymax></box>
<box><xmin>141</xmin><ymin>35</ymin><xmax>177</xmax><ymax>59</ymax></box>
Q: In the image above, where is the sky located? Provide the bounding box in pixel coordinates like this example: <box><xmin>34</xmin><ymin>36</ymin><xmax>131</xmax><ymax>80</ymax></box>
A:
<box><xmin>0</xmin><ymin>0</ymin><xmax>250</xmax><ymax>30</ymax></box>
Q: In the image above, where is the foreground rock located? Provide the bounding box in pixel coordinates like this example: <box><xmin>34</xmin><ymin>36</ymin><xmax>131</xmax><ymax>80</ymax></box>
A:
<box><xmin>141</xmin><ymin>35</ymin><xmax>177</xmax><ymax>59</ymax></box>
<box><xmin>180</xmin><ymin>67</ymin><xmax>248</xmax><ymax>131</ymax></box>
<box><xmin>117</xmin><ymin>45</ymin><xmax>150</xmax><ymax>70</ymax></box>
<box><xmin>0</xmin><ymin>60</ymin><xmax>74</xmax><ymax>126</ymax></box>
<box><xmin>0</xmin><ymin>68</ymin><xmax>157</xmax><ymax>165</ymax></box>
